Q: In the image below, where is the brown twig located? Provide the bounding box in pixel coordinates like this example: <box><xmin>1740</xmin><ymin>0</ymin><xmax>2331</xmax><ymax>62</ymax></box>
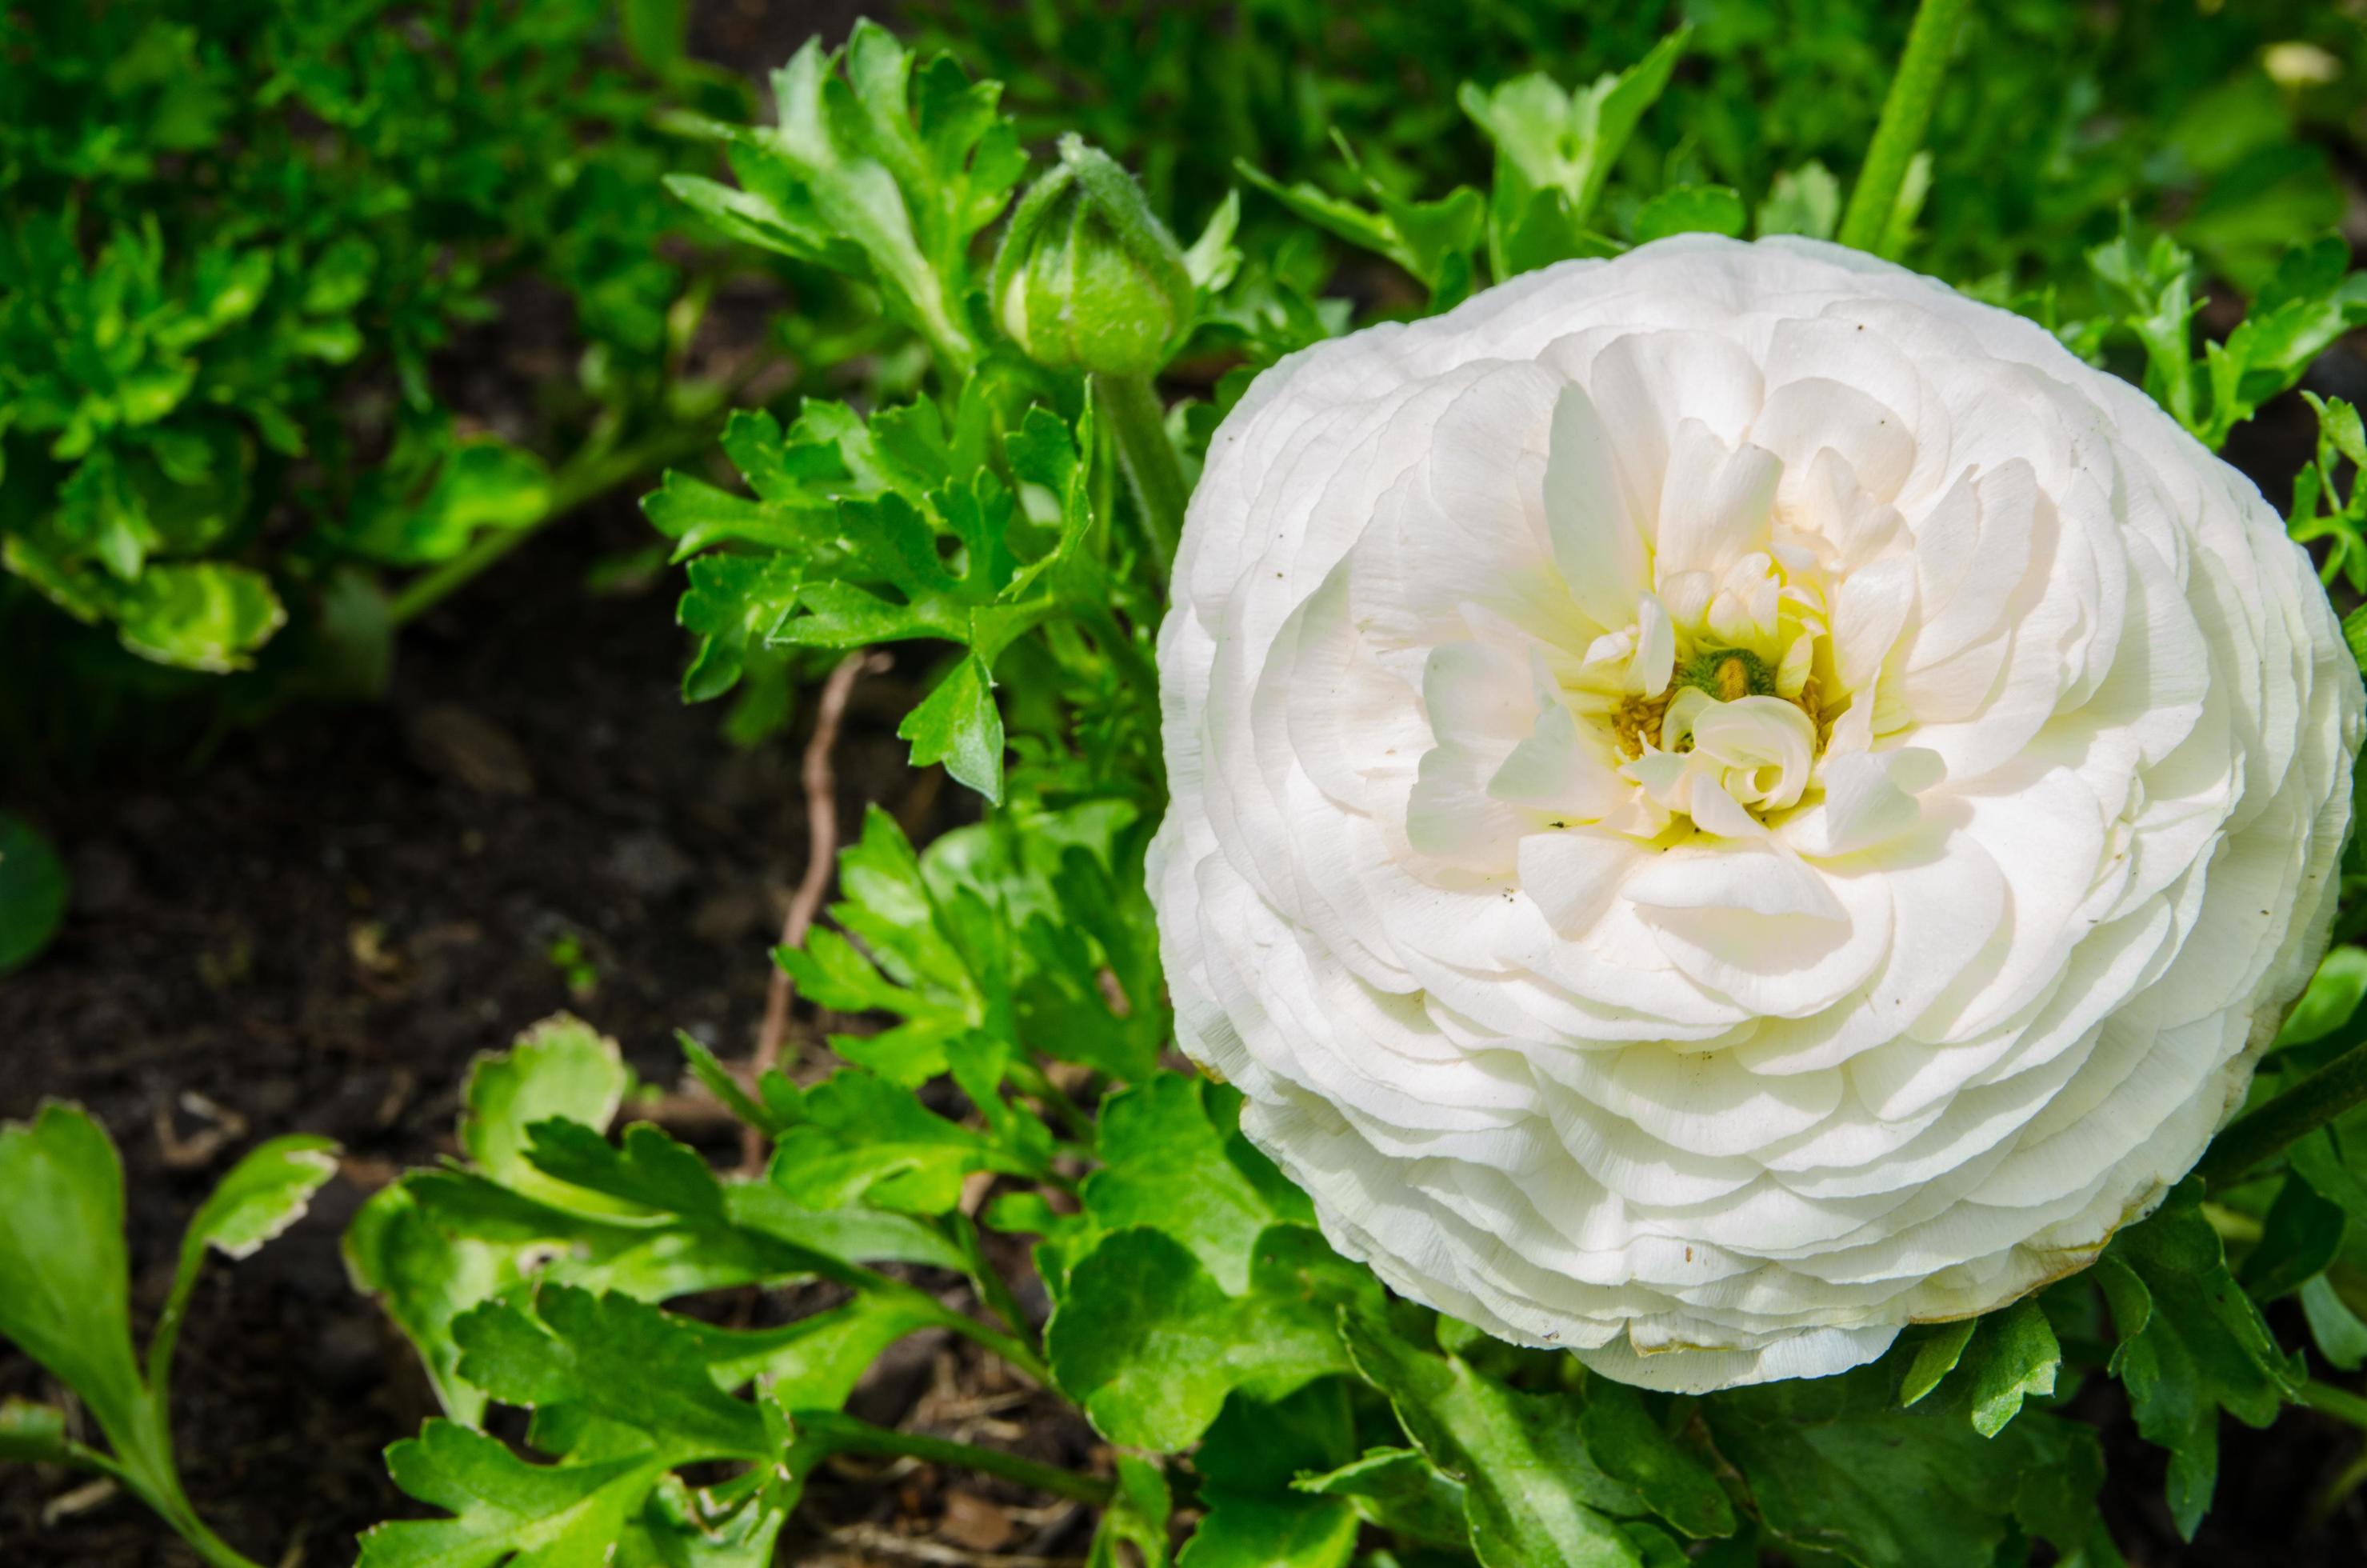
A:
<box><xmin>743</xmin><ymin>650</ymin><xmax>887</xmax><ymax>1171</ymax></box>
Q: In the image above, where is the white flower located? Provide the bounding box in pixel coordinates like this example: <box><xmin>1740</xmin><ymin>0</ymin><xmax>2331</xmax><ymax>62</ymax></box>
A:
<box><xmin>1148</xmin><ymin>235</ymin><xmax>2362</xmax><ymax>1391</ymax></box>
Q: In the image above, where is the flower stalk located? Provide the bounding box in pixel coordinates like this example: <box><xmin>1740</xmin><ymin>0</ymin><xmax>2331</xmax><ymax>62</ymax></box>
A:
<box><xmin>2196</xmin><ymin>1023</ymin><xmax>2367</xmax><ymax>1189</ymax></box>
<box><xmin>1095</xmin><ymin>372</ymin><xmax>1189</xmax><ymax>581</ymax></box>
<box><xmin>1838</xmin><ymin>0</ymin><xmax>1972</xmax><ymax>253</ymax></box>
<box><xmin>789</xmin><ymin>1410</ymin><xmax>1116</xmax><ymax>1505</ymax></box>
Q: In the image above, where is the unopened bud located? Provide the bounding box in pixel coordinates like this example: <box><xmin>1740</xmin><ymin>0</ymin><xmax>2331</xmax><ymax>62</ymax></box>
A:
<box><xmin>991</xmin><ymin>135</ymin><xmax>1193</xmax><ymax>378</ymax></box>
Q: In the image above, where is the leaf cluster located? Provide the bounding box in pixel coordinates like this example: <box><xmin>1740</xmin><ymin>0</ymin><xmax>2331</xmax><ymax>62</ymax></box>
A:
<box><xmin>0</xmin><ymin>0</ymin><xmax>725</xmax><ymax>760</ymax></box>
<box><xmin>908</xmin><ymin>0</ymin><xmax>2365</xmax><ymax>290</ymax></box>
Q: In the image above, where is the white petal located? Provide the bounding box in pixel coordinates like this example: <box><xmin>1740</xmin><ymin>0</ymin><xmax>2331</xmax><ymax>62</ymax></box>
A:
<box><xmin>1654</xmin><ymin>421</ymin><xmax>1781</xmax><ymax>578</ymax></box>
<box><xmin>1545</xmin><ymin>382</ymin><xmax>1652</xmax><ymax>633</ymax></box>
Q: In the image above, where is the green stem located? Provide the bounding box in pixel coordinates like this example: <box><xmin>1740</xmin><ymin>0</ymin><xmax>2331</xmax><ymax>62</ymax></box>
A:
<box><xmin>144</xmin><ymin>1236</ymin><xmax>210</xmax><ymax>1419</ymax></box>
<box><xmin>2201</xmin><ymin>1202</ymin><xmax>2263</xmax><ymax>1246</ymax></box>
<box><xmin>1092</xmin><ymin>372</ymin><xmax>1188</xmax><ymax>582</ymax></box>
<box><xmin>1010</xmin><ymin>1058</ymin><xmax>1098</xmax><ymax>1147</ymax></box>
<box><xmin>172</xmin><ymin>1513</ymin><xmax>271</xmax><ymax>1568</ymax></box>
<box><xmin>950</xmin><ymin>1213</ymin><xmax>1040</xmax><ymax>1350</ymax></box>
<box><xmin>386</xmin><ymin>414</ymin><xmax>726</xmax><ymax>627</ymax></box>
<box><xmin>867</xmin><ymin>1274</ymin><xmax>1053</xmax><ymax>1386</ymax></box>
<box><xmin>2196</xmin><ymin>1024</ymin><xmax>2367</xmax><ymax>1190</ymax></box>
<box><xmin>2303</xmin><ymin>1379</ymin><xmax>2367</xmax><ymax>1432</ymax></box>
<box><xmin>1837</xmin><ymin>0</ymin><xmax>1971</xmax><ymax>253</ymax></box>
<box><xmin>794</xmin><ymin>1410</ymin><xmax>1114</xmax><ymax>1505</ymax></box>
<box><xmin>2316</xmin><ymin>1444</ymin><xmax>2367</xmax><ymax>1527</ymax></box>
<box><xmin>79</xmin><ymin>1425</ymin><xmax>267</xmax><ymax>1568</ymax></box>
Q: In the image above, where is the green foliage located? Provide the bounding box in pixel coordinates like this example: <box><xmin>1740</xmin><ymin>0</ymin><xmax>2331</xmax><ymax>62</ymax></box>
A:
<box><xmin>2103</xmin><ymin>1183</ymin><xmax>2307</xmax><ymax>1538</ymax></box>
<box><xmin>2294</xmin><ymin>394</ymin><xmax>2367</xmax><ymax>604</ymax></box>
<box><xmin>1341</xmin><ymin>1306</ymin><xmax>1717</xmax><ymax>1566</ymax></box>
<box><xmin>2085</xmin><ymin>227</ymin><xmax>2367</xmax><ymax>450</ymax></box>
<box><xmin>1048</xmin><ymin>1225</ymin><xmax>1366</xmax><ymax>1450</ymax></box>
<box><xmin>0</xmin><ymin>0</ymin><xmax>730</xmax><ymax>766</ymax></box>
<box><xmin>1705</xmin><ymin>1358</ymin><xmax>2107</xmax><ymax>1567</ymax></box>
<box><xmin>0</xmin><ymin>811</ymin><xmax>69</xmax><ymax>972</ymax></box>
<box><xmin>1460</xmin><ymin>29</ymin><xmax>1692</xmax><ymax>278</ymax></box>
<box><xmin>646</xmin><ymin>378</ymin><xmax>1145</xmax><ymax>798</ymax></box>
<box><xmin>666</xmin><ymin>22</ymin><xmax>1026</xmax><ymax>376</ymax></box>
<box><xmin>361</xmin><ymin>1421</ymin><xmax>670</xmax><ymax>1568</ymax></box>
<box><xmin>0</xmin><ymin>1104</ymin><xmax>336</xmax><ymax>1563</ymax></box>
<box><xmin>910</xmin><ymin>0</ymin><xmax>2366</xmax><ymax>293</ymax></box>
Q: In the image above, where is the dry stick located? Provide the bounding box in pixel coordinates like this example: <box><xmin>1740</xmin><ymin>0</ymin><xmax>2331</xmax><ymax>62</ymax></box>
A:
<box><xmin>743</xmin><ymin>649</ymin><xmax>890</xmax><ymax>1172</ymax></box>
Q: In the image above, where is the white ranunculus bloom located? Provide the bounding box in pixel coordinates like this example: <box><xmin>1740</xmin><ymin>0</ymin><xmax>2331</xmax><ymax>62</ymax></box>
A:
<box><xmin>1149</xmin><ymin>234</ymin><xmax>2362</xmax><ymax>1391</ymax></box>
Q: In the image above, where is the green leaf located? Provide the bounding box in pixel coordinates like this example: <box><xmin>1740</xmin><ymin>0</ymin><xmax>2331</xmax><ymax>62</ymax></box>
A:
<box><xmin>2238</xmin><ymin>1172</ymin><xmax>2346</xmax><ymax>1301</ymax></box>
<box><xmin>1079</xmin><ymin>1075</ymin><xmax>1313</xmax><ymax>1292</ymax></box>
<box><xmin>768</xmin><ymin>1067</ymin><xmax>1048</xmax><ymax>1215</ymax></box>
<box><xmin>1898</xmin><ymin>1320</ymin><xmax>1977</xmax><ymax>1406</ymax></box>
<box><xmin>619</xmin><ymin>0</ymin><xmax>687</xmax><ymax>74</ymax></box>
<box><xmin>1179</xmin><ymin>1493</ymin><xmax>1356</xmax><ymax>1568</ymax></box>
<box><xmin>2277</xmin><ymin>946</ymin><xmax>2367</xmax><ymax>1047</ymax></box>
<box><xmin>1084</xmin><ymin>1454</ymin><xmax>1171</xmax><ymax>1568</ymax></box>
<box><xmin>359</xmin><ymin>1419</ymin><xmax>662</xmax><ymax>1568</ymax></box>
<box><xmin>0</xmin><ymin>813</ymin><xmax>69</xmax><ymax>974</ymax></box>
<box><xmin>2301</xmin><ymin>1275</ymin><xmax>2367</xmax><ymax>1372</ymax></box>
<box><xmin>1461</xmin><ymin>30</ymin><xmax>1690</xmax><ymax>275</ymax></box>
<box><xmin>522</xmin><ymin>1121</ymin><xmax>728</xmax><ymax>1224</ymax></box>
<box><xmin>183</xmin><ymin>1134</ymin><xmax>340</xmax><ymax>1262</ymax></box>
<box><xmin>625</xmin><ymin>1476</ymin><xmax>786</xmax><ymax>1567</ymax></box>
<box><xmin>152</xmin><ymin>1134</ymin><xmax>341</xmax><ymax>1396</ymax></box>
<box><xmin>2291</xmin><ymin>1127</ymin><xmax>2367</xmax><ymax>1229</ymax></box>
<box><xmin>0</xmin><ymin>1105</ymin><xmax>146</xmax><ymax>1457</ymax></box>
<box><xmin>1632</xmin><ymin>184</ymin><xmax>1745</xmax><ymax>243</ymax></box>
<box><xmin>1233</xmin><ymin>152</ymin><xmax>1483</xmax><ymax>305</ymax></box>
<box><xmin>1337</xmin><ymin>1308</ymin><xmax>1641</xmax><ymax>1568</ymax></box>
<box><xmin>1182</xmin><ymin>190</ymin><xmax>1242</xmax><ymax>294</ymax></box>
<box><xmin>866</xmin><ymin>806</ymin><xmax>1166</xmax><ymax>1086</ymax></box>
<box><xmin>1756</xmin><ymin>162</ymin><xmax>1842</xmax><ymax>241</ymax></box>
<box><xmin>723</xmin><ymin>1178</ymin><xmax>969</xmax><ymax>1272</ymax></box>
<box><xmin>668</xmin><ymin>26</ymin><xmax>1022</xmax><ymax>371</ymax></box>
<box><xmin>346</xmin><ymin>438</ymin><xmax>552</xmax><ymax>567</ymax></box>
<box><xmin>2089</xmin><ymin>227</ymin><xmax>2204</xmax><ymax>436</ymax></box>
<box><xmin>1965</xmin><ymin>1299</ymin><xmax>2061</xmax><ymax>1438</ymax></box>
<box><xmin>346</xmin><ymin>1182</ymin><xmax>519</xmax><ymax>1426</ymax></box>
<box><xmin>1295</xmin><ymin>1446</ymin><xmax>1473</xmax><ymax>1550</ymax></box>
<box><xmin>676</xmin><ymin>1033</ymin><xmax>790</xmax><ymax>1140</ymax></box>
<box><xmin>0</xmin><ymin>1398</ymin><xmax>71</xmax><ymax>1465</ymax></box>
<box><xmin>704</xmin><ymin>1294</ymin><xmax>940</xmax><ymax>1405</ymax></box>
<box><xmin>2317</xmin><ymin>392</ymin><xmax>2367</xmax><ymax>470</ymax></box>
<box><xmin>2105</xmin><ymin>1182</ymin><xmax>2302</xmax><ymax>1538</ymax></box>
<box><xmin>2344</xmin><ymin>606</ymin><xmax>2367</xmax><ymax>678</ymax></box>
<box><xmin>1576</xmin><ymin>1378</ymin><xmax>1733</xmax><ymax>1538</ymax></box>
<box><xmin>461</xmin><ymin>1016</ymin><xmax>634</xmax><ymax>1215</ymax></box>
<box><xmin>1048</xmin><ymin>1225</ymin><xmax>1366</xmax><ymax>1450</ymax></box>
<box><xmin>454</xmin><ymin>1286</ymin><xmax>771</xmax><ymax>1459</ymax></box>
<box><xmin>791</xmin><ymin>806</ymin><xmax>994</xmax><ymax>1033</ymax></box>
<box><xmin>998</xmin><ymin>402</ymin><xmax>1098</xmax><ymax>602</ymax></box>
<box><xmin>1182</xmin><ymin>1384</ymin><xmax>1360</xmax><ymax>1568</ymax></box>
<box><xmin>113</xmin><ymin>560</ymin><xmax>286</xmax><ymax>672</ymax></box>
<box><xmin>1705</xmin><ymin>1361</ymin><xmax>2103</xmax><ymax>1568</ymax></box>
<box><xmin>406</xmin><ymin>1166</ymin><xmax>826</xmax><ymax>1302</ymax></box>
<box><xmin>898</xmin><ymin>650</ymin><xmax>1006</xmax><ymax>802</ymax></box>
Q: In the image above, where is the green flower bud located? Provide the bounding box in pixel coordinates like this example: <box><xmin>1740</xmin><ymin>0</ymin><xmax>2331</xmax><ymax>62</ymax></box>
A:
<box><xmin>991</xmin><ymin>135</ymin><xmax>1193</xmax><ymax>378</ymax></box>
